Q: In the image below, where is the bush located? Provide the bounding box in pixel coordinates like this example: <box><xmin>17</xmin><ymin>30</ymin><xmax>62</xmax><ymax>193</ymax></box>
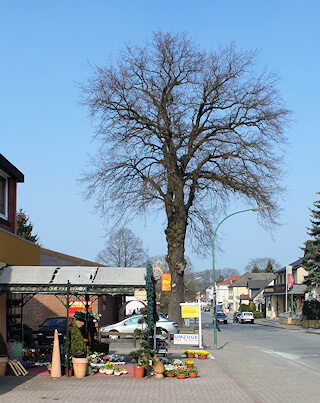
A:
<box><xmin>303</xmin><ymin>300</ymin><xmax>320</xmax><ymax>319</ymax></box>
<box><xmin>70</xmin><ymin>320</ymin><xmax>87</xmax><ymax>357</ymax></box>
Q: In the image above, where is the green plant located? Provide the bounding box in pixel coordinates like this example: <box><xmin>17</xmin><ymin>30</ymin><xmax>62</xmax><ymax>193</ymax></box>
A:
<box><xmin>114</xmin><ymin>366</ymin><xmax>121</xmax><ymax>372</ymax></box>
<box><xmin>174</xmin><ymin>367</ymin><xmax>188</xmax><ymax>374</ymax></box>
<box><xmin>70</xmin><ymin>320</ymin><xmax>87</xmax><ymax>357</ymax></box>
<box><xmin>0</xmin><ymin>332</ymin><xmax>7</xmax><ymax>357</ymax></box>
<box><xmin>196</xmin><ymin>350</ymin><xmax>209</xmax><ymax>356</ymax></box>
<box><xmin>106</xmin><ymin>362</ymin><xmax>113</xmax><ymax>370</ymax></box>
<box><xmin>7</xmin><ymin>341</ymin><xmax>23</xmax><ymax>360</ymax></box>
<box><xmin>188</xmin><ymin>367</ymin><xmax>199</xmax><ymax>373</ymax></box>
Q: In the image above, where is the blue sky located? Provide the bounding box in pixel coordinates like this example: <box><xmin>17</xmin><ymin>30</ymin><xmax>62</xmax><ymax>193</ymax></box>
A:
<box><xmin>1</xmin><ymin>1</ymin><xmax>319</xmax><ymax>274</ymax></box>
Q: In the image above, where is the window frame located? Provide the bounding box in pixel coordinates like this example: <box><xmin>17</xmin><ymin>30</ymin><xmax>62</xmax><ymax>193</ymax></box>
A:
<box><xmin>0</xmin><ymin>169</ymin><xmax>8</xmax><ymax>220</ymax></box>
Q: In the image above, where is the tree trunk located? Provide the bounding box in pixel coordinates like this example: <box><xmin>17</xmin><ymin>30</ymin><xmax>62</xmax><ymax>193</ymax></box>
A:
<box><xmin>165</xmin><ymin>216</ymin><xmax>187</xmax><ymax>326</ymax></box>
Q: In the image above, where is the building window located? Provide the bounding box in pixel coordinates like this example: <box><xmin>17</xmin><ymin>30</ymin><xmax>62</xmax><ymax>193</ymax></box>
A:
<box><xmin>0</xmin><ymin>171</ymin><xmax>8</xmax><ymax>219</ymax></box>
<box><xmin>267</xmin><ymin>296</ymin><xmax>271</xmax><ymax>311</ymax></box>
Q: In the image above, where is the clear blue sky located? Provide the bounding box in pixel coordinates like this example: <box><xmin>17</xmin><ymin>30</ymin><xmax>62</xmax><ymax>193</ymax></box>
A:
<box><xmin>1</xmin><ymin>1</ymin><xmax>319</xmax><ymax>274</ymax></box>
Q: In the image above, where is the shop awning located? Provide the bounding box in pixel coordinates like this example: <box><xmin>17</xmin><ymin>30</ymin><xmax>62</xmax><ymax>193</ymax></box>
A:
<box><xmin>0</xmin><ymin>265</ymin><xmax>146</xmax><ymax>295</ymax></box>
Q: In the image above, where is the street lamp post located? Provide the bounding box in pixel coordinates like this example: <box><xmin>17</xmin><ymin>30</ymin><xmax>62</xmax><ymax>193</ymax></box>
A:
<box><xmin>212</xmin><ymin>205</ymin><xmax>269</xmax><ymax>349</ymax></box>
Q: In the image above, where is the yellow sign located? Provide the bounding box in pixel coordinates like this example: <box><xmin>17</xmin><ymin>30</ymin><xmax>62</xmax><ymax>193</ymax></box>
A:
<box><xmin>161</xmin><ymin>273</ymin><xmax>171</xmax><ymax>291</ymax></box>
<box><xmin>181</xmin><ymin>304</ymin><xmax>199</xmax><ymax>318</ymax></box>
<box><xmin>134</xmin><ymin>289</ymin><xmax>147</xmax><ymax>300</ymax></box>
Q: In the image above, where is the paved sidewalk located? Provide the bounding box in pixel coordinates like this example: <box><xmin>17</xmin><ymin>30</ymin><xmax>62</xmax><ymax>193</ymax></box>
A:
<box><xmin>0</xmin><ymin>346</ymin><xmax>259</xmax><ymax>403</ymax></box>
<box><xmin>1</xmin><ymin>319</ymin><xmax>319</xmax><ymax>402</ymax></box>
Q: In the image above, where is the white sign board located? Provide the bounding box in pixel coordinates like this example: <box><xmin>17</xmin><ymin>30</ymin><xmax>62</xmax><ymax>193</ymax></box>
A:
<box><xmin>174</xmin><ymin>333</ymin><xmax>199</xmax><ymax>345</ymax></box>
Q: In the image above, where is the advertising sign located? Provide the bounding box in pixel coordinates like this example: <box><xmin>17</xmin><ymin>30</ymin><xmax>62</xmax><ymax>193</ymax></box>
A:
<box><xmin>161</xmin><ymin>273</ymin><xmax>171</xmax><ymax>291</ymax></box>
<box><xmin>181</xmin><ymin>303</ymin><xmax>199</xmax><ymax>318</ymax></box>
<box><xmin>174</xmin><ymin>333</ymin><xmax>199</xmax><ymax>345</ymax></box>
<box><xmin>134</xmin><ymin>289</ymin><xmax>147</xmax><ymax>300</ymax></box>
<box><xmin>69</xmin><ymin>300</ymin><xmax>92</xmax><ymax>314</ymax></box>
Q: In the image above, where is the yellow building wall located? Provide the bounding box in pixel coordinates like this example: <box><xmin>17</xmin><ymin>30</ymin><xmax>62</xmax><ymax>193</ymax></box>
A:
<box><xmin>0</xmin><ymin>230</ymin><xmax>40</xmax><ymax>266</ymax></box>
<box><xmin>232</xmin><ymin>286</ymin><xmax>248</xmax><ymax>311</ymax></box>
<box><xmin>0</xmin><ymin>229</ymin><xmax>40</xmax><ymax>340</ymax></box>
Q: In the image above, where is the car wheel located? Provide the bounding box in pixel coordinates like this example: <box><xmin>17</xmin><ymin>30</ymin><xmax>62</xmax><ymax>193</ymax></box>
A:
<box><xmin>241</xmin><ymin>319</ymin><xmax>244</xmax><ymax>324</ymax></box>
<box><xmin>252</xmin><ymin>320</ymin><xmax>254</xmax><ymax>324</ymax></box>
<box><xmin>224</xmin><ymin>320</ymin><xmax>227</xmax><ymax>324</ymax></box>
<box><xmin>108</xmin><ymin>331</ymin><xmax>119</xmax><ymax>340</ymax></box>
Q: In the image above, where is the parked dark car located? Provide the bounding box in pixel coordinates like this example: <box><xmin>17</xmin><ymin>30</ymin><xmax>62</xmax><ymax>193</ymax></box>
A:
<box><xmin>216</xmin><ymin>311</ymin><xmax>228</xmax><ymax>324</ymax></box>
<box><xmin>37</xmin><ymin>317</ymin><xmax>68</xmax><ymax>350</ymax></box>
<box><xmin>203</xmin><ymin>306</ymin><xmax>210</xmax><ymax>312</ymax></box>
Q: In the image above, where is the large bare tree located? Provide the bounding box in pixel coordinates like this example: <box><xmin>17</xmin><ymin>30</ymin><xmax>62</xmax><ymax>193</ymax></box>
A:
<box><xmin>80</xmin><ymin>32</ymin><xmax>291</xmax><ymax>324</ymax></box>
<box><xmin>97</xmin><ymin>227</ymin><xmax>148</xmax><ymax>267</ymax></box>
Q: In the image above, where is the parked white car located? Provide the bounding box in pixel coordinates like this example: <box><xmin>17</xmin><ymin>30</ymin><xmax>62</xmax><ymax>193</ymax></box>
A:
<box><xmin>100</xmin><ymin>314</ymin><xmax>179</xmax><ymax>339</ymax></box>
<box><xmin>239</xmin><ymin>311</ymin><xmax>254</xmax><ymax>324</ymax></box>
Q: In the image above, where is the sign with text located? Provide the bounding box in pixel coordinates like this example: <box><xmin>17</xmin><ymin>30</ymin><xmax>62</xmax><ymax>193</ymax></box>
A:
<box><xmin>180</xmin><ymin>303</ymin><xmax>199</xmax><ymax>318</ymax></box>
<box><xmin>134</xmin><ymin>289</ymin><xmax>147</xmax><ymax>300</ymax></box>
<box><xmin>174</xmin><ymin>333</ymin><xmax>199</xmax><ymax>345</ymax></box>
<box><xmin>69</xmin><ymin>300</ymin><xmax>92</xmax><ymax>314</ymax></box>
<box><xmin>161</xmin><ymin>273</ymin><xmax>171</xmax><ymax>291</ymax></box>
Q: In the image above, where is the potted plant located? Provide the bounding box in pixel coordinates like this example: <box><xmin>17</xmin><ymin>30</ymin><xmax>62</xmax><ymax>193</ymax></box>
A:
<box><xmin>164</xmin><ymin>364</ymin><xmax>175</xmax><ymax>377</ymax></box>
<box><xmin>114</xmin><ymin>366</ymin><xmax>122</xmax><ymax>376</ymax></box>
<box><xmin>196</xmin><ymin>350</ymin><xmax>209</xmax><ymax>359</ymax></box>
<box><xmin>129</xmin><ymin>348</ymin><xmax>146</xmax><ymax>378</ymax></box>
<box><xmin>47</xmin><ymin>363</ymin><xmax>51</xmax><ymax>374</ymax></box>
<box><xmin>0</xmin><ymin>332</ymin><xmax>8</xmax><ymax>377</ymax></box>
<box><xmin>70</xmin><ymin>320</ymin><xmax>88</xmax><ymax>378</ymax></box>
<box><xmin>105</xmin><ymin>362</ymin><xmax>114</xmax><ymax>375</ymax></box>
<box><xmin>184</xmin><ymin>350</ymin><xmax>195</xmax><ymax>359</ymax></box>
<box><xmin>121</xmin><ymin>366</ymin><xmax>128</xmax><ymax>374</ymax></box>
<box><xmin>174</xmin><ymin>366</ymin><xmax>188</xmax><ymax>379</ymax></box>
<box><xmin>188</xmin><ymin>367</ymin><xmax>200</xmax><ymax>378</ymax></box>
<box><xmin>185</xmin><ymin>359</ymin><xmax>194</xmax><ymax>368</ymax></box>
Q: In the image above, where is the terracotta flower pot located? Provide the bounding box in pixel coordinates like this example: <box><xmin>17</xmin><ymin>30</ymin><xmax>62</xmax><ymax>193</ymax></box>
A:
<box><xmin>189</xmin><ymin>372</ymin><xmax>198</xmax><ymax>378</ymax></box>
<box><xmin>154</xmin><ymin>360</ymin><xmax>165</xmax><ymax>379</ymax></box>
<box><xmin>166</xmin><ymin>372</ymin><xmax>175</xmax><ymax>377</ymax></box>
<box><xmin>176</xmin><ymin>373</ymin><xmax>187</xmax><ymax>379</ymax></box>
<box><xmin>65</xmin><ymin>368</ymin><xmax>73</xmax><ymax>377</ymax></box>
<box><xmin>133</xmin><ymin>365</ymin><xmax>145</xmax><ymax>378</ymax></box>
<box><xmin>198</xmin><ymin>355</ymin><xmax>208</xmax><ymax>359</ymax></box>
<box><xmin>72</xmin><ymin>357</ymin><xmax>88</xmax><ymax>378</ymax></box>
<box><xmin>187</xmin><ymin>354</ymin><xmax>195</xmax><ymax>358</ymax></box>
<box><xmin>187</xmin><ymin>365</ymin><xmax>193</xmax><ymax>369</ymax></box>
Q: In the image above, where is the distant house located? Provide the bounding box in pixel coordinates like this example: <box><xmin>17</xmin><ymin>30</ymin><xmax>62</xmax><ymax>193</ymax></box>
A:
<box><xmin>229</xmin><ymin>272</ymin><xmax>276</xmax><ymax>311</ymax></box>
<box><xmin>264</xmin><ymin>259</ymin><xmax>307</xmax><ymax>319</ymax></box>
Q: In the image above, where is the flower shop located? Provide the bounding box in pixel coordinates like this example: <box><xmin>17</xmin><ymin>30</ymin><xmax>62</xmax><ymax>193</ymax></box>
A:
<box><xmin>0</xmin><ymin>263</ymin><xmax>209</xmax><ymax>379</ymax></box>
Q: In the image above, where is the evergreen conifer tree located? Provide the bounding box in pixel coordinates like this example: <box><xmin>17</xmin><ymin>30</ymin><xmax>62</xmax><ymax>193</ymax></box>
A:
<box><xmin>265</xmin><ymin>260</ymin><xmax>274</xmax><ymax>273</ymax></box>
<box><xmin>301</xmin><ymin>194</ymin><xmax>320</xmax><ymax>289</ymax></box>
<box><xmin>16</xmin><ymin>209</ymin><xmax>40</xmax><ymax>244</ymax></box>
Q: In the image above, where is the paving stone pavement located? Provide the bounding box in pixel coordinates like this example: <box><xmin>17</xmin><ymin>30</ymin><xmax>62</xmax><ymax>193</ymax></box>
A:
<box><xmin>0</xmin><ymin>346</ymin><xmax>259</xmax><ymax>403</ymax></box>
<box><xmin>1</xmin><ymin>320</ymin><xmax>319</xmax><ymax>402</ymax></box>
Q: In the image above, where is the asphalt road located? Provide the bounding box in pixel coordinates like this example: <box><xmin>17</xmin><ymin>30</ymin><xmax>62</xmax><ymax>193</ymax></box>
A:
<box><xmin>200</xmin><ymin>310</ymin><xmax>320</xmax><ymax>373</ymax></box>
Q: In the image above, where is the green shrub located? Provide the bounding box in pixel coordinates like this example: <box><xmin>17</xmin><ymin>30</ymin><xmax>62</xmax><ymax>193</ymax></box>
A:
<box><xmin>303</xmin><ymin>300</ymin><xmax>320</xmax><ymax>319</ymax></box>
<box><xmin>70</xmin><ymin>320</ymin><xmax>87</xmax><ymax>357</ymax></box>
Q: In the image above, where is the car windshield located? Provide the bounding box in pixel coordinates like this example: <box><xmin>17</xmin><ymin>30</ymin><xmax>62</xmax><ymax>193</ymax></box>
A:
<box><xmin>217</xmin><ymin>312</ymin><xmax>225</xmax><ymax>316</ymax></box>
<box><xmin>42</xmin><ymin>318</ymin><xmax>66</xmax><ymax>327</ymax></box>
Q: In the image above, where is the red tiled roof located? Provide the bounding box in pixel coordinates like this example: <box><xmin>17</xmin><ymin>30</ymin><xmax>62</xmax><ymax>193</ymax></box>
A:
<box><xmin>217</xmin><ymin>275</ymin><xmax>241</xmax><ymax>285</ymax></box>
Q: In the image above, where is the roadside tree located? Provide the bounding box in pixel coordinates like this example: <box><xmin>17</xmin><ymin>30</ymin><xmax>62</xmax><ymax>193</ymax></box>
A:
<box><xmin>301</xmin><ymin>194</ymin><xmax>320</xmax><ymax>289</ymax></box>
<box><xmin>97</xmin><ymin>227</ymin><xmax>148</xmax><ymax>267</ymax></box>
<box><xmin>80</xmin><ymin>32</ymin><xmax>291</xmax><ymax>324</ymax></box>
